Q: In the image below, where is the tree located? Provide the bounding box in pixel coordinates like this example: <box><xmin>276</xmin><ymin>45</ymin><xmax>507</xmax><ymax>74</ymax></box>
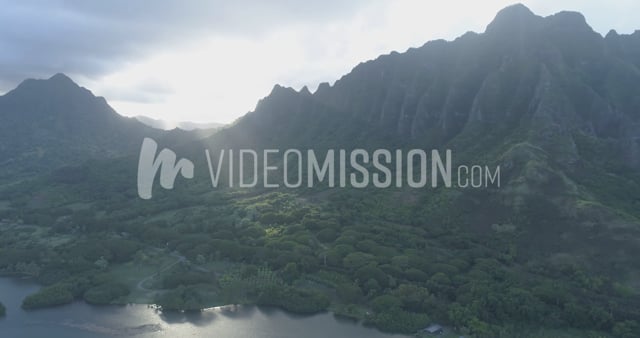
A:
<box><xmin>281</xmin><ymin>262</ymin><xmax>299</xmax><ymax>283</ymax></box>
<box><xmin>336</xmin><ymin>283</ymin><xmax>363</xmax><ymax>303</ymax></box>
<box><xmin>84</xmin><ymin>283</ymin><xmax>129</xmax><ymax>305</ymax></box>
<box><xmin>22</xmin><ymin>284</ymin><xmax>74</xmax><ymax>310</ymax></box>
<box><xmin>468</xmin><ymin>317</ymin><xmax>495</xmax><ymax>338</ymax></box>
<box><xmin>257</xmin><ymin>286</ymin><xmax>330</xmax><ymax>314</ymax></box>
<box><xmin>316</xmin><ymin>229</ymin><xmax>337</xmax><ymax>243</ymax></box>
<box><xmin>448</xmin><ymin>303</ymin><xmax>474</xmax><ymax>328</ymax></box>
<box><xmin>427</xmin><ymin>272</ymin><xmax>451</xmax><ymax>296</ymax></box>
<box><xmin>15</xmin><ymin>262</ymin><xmax>41</xmax><ymax>277</ymax></box>
<box><xmin>500</xmin><ymin>288</ymin><xmax>543</xmax><ymax>322</ymax></box>
<box><xmin>392</xmin><ymin>284</ymin><xmax>430</xmax><ymax>312</ymax></box>
<box><xmin>613</xmin><ymin>320</ymin><xmax>640</xmax><ymax>338</ymax></box>
<box><xmin>356</xmin><ymin>264</ymin><xmax>389</xmax><ymax>290</ymax></box>
<box><xmin>343</xmin><ymin>252</ymin><xmax>374</xmax><ymax>271</ymax></box>
<box><xmin>390</xmin><ymin>255</ymin><xmax>410</xmax><ymax>269</ymax></box>
<box><xmin>364</xmin><ymin>279</ymin><xmax>381</xmax><ymax>296</ymax></box>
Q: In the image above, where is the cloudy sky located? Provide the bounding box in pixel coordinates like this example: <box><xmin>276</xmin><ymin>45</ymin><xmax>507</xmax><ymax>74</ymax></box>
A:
<box><xmin>1</xmin><ymin>1</ymin><xmax>638</xmax><ymax>124</ymax></box>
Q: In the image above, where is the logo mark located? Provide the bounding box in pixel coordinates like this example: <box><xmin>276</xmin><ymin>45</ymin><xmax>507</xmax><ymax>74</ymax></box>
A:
<box><xmin>137</xmin><ymin>138</ymin><xmax>194</xmax><ymax>199</ymax></box>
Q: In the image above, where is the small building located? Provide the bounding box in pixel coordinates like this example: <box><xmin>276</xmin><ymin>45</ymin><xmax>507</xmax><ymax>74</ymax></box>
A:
<box><xmin>423</xmin><ymin>324</ymin><xmax>444</xmax><ymax>335</ymax></box>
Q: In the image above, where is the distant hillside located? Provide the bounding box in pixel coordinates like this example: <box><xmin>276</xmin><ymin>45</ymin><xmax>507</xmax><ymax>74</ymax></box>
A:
<box><xmin>0</xmin><ymin>74</ymin><xmax>218</xmax><ymax>180</ymax></box>
<box><xmin>0</xmin><ymin>73</ymin><xmax>164</xmax><ymax>178</ymax></box>
<box><xmin>134</xmin><ymin>115</ymin><xmax>224</xmax><ymax>131</ymax></box>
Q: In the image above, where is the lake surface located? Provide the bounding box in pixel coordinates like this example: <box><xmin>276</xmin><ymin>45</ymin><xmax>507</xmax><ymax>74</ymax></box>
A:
<box><xmin>0</xmin><ymin>278</ymin><xmax>408</xmax><ymax>338</ymax></box>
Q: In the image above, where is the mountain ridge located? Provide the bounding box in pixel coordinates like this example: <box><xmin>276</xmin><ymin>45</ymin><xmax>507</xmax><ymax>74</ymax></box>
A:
<box><xmin>220</xmin><ymin>3</ymin><xmax>639</xmax><ymax>169</ymax></box>
<box><xmin>192</xmin><ymin>3</ymin><xmax>640</xmax><ymax>282</ymax></box>
<box><xmin>0</xmin><ymin>73</ymin><xmax>161</xmax><ymax>178</ymax></box>
<box><xmin>134</xmin><ymin>115</ymin><xmax>224</xmax><ymax>131</ymax></box>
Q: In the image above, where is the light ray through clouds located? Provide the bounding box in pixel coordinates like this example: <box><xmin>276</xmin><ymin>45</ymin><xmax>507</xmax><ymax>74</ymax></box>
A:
<box><xmin>0</xmin><ymin>0</ymin><xmax>638</xmax><ymax>123</ymax></box>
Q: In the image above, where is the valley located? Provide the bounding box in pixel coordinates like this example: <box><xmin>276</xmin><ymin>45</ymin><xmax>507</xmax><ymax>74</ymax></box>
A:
<box><xmin>1</xmin><ymin>4</ymin><xmax>640</xmax><ymax>338</ymax></box>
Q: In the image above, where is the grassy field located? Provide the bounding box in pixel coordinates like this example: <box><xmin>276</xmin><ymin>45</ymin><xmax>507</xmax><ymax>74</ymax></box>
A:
<box><xmin>107</xmin><ymin>248</ymin><xmax>181</xmax><ymax>304</ymax></box>
<box><xmin>107</xmin><ymin>248</ymin><xmax>235</xmax><ymax>305</ymax></box>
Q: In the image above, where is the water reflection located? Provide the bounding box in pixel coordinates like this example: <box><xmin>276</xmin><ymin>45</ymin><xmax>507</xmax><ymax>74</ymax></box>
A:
<box><xmin>0</xmin><ymin>278</ymin><xmax>408</xmax><ymax>338</ymax></box>
<box><xmin>159</xmin><ymin>308</ymin><xmax>217</xmax><ymax>326</ymax></box>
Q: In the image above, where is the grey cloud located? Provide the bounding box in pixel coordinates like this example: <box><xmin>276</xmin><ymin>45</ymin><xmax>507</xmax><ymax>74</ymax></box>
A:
<box><xmin>0</xmin><ymin>0</ymin><xmax>377</xmax><ymax>91</ymax></box>
<box><xmin>99</xmin><ymin>80</ymin><xmax>175</xmax><ymax>104</ymax></box>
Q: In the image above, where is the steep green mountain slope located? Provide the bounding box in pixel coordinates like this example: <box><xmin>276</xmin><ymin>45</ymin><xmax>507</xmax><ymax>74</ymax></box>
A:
<box><xmin>0</xmin><ymin>73</ymin><xmax>165</xmax><ymax>179</ymax></box>
<box><xmin>219</xmin><ymin>5</ymin><xmax>640</xmax><ymax>155</ymax></box>
<box><xmin>193</xmin><ymin>3</ymin><xmax>640</xmax><ymax>281</ymax></box>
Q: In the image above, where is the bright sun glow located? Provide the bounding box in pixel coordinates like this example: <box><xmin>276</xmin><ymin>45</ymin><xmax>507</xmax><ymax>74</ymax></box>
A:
<box><xmin>20</xmin><ymin>0</ymin><xmax>640</xmax><ymax>124</ymax></box>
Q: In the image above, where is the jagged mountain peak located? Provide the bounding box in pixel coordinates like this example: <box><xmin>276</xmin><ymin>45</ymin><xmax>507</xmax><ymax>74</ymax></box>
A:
<box><xmin>269</xmin><ymin>84</ymin><xmax>297</xmax><ymax>96</ymax></box>
<box><xmin>605</xmin><ymin>29</ymin><xmax>619</xmax><ymax>39</ymax></box>
<box><xmin>544</xmin><ymin>10</ymin><xmax>591</xmax><ymax>30</ymax></box>
<box><xmin>485</xmin><ymin>3</ymin><xmax>542</xmax><ymax>35</ymax></box>
<box><xmin>12</xmin><ymin>72</ymin><xmax>81</xmax><ymax>92</ymax></box>
<box><xmin>48</xmin><ymin>72</ymin><xmax>75</xmax><ymax>83</ymax></box>
<box><xmin>299</xmin><ymin>85</ymin><xmax>311</xmax><ymax>96</ymax></box>
<box><xmin>485</xmin><ymin>4</ymin><xmax>596</xmax><ymax>38</ymax></box>
<box><xmin>1</xmin><ymin>73</ymin><xmax>115</xmax><ymax>120</ymax></box>
<box><xmin>0</xmin><ymin>73</ymin><xmax>161</xmax><ymax>177</ymax></box>
<box><xmin>230</xmin><ymin>4</ymin><xmax>640</xmax><ymax>168</ymax></box>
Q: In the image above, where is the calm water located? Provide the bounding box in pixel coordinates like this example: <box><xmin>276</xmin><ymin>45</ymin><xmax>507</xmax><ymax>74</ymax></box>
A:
<box><xmin>0</xmin><ymin>278</ymin><xmax>408</xmax><ymax>338</ymax></box>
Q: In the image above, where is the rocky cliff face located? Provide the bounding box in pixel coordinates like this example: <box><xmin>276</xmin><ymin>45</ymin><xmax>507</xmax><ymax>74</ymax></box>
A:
<box><xmin>227</xmin><ymin>4</ymin><xmax>640</xmax><ymax>168</ymax></box>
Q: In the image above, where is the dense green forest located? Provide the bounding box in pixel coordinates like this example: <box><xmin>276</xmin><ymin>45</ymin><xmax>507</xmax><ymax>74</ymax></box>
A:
<box><xmin>1</xmin><ymin>163</ymin><xmax>640</xmax><ymax>337</ymax></box>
